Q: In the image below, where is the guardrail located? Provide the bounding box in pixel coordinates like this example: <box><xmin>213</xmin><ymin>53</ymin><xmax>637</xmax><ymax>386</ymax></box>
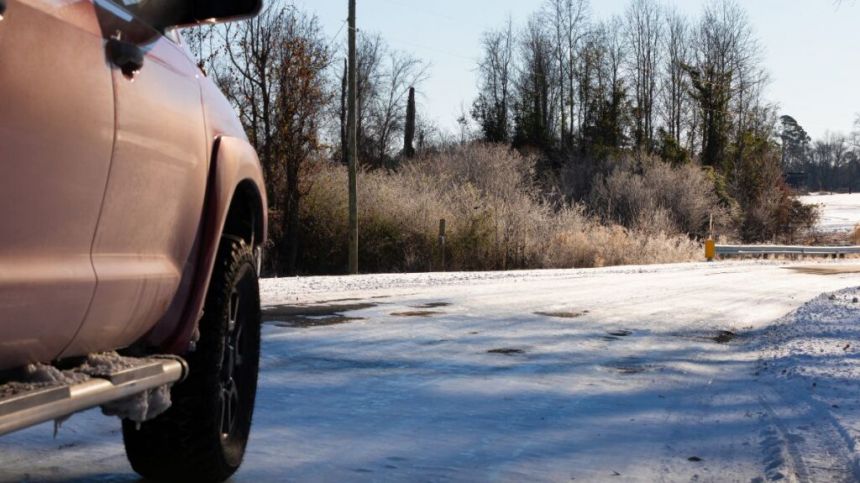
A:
<box><xmin>705</xmin><ymin>240</ymin><xmax>860</xmax><ymax>260</ymax></box>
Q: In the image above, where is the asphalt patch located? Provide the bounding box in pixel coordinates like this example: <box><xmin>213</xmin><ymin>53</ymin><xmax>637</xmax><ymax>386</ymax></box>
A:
<box><xmin>786</xmin><ymin>265</ymin><xmax>860</xmax><ymax>276</ymax></box>
<box><xmin>535</xmin><ymin>310</ymin><xmax>589</xmax><ymax>319</ymax></box>
<box><xmin>607</xmin><ymin>329</ymin><xmax>633</xmax><ymax>337</ymax></box>
<box><xmin>605</xmin><ymin>358</ymin><xmax>652</xmax><ymax>374</ymax></box>
<box><xmin>712</xmin><ymin>330</ymin><xmax>737</xmax><ymax>344</ymax></box>
<box><xmin>487</xmin><ymin>348</ymin><xmax>526</xmax><ymax>355</ymax></box>
<box><xmin>263</xmin><ymin>302</ymin><xmax>377</xmax><ymax>321</ymax></box>
<box><xmin>391</xmin><ymin>311</ymin><xmax>441</xmax><ymax>317</ymax></box>
<box><xmin>315</xmin><ymin>297</ymin><xmax>363</xmax><ymax>303</ymax></box>
<box><xmin>274</xmin><ymin>315</ymin><xmax>364</xmax><ymax>328</ymax></box>
<box><xmin>412</xmin><ymin>302</ymin><xmax>452</xmax><ymax>309</ymax></box>
<box><xmin>612</xmin><ymin>365</ymin><xmax>647</xmax><ymax>375</ymax></box>
<box><xmin>263</xmin><ymin>302</ymin><xmax>376</xmax><ymax>328</ymax></box>
<box><xmin>420</xmin><ymin>339</ymin><xmax>452</xmax><ymax>346</ymax></box>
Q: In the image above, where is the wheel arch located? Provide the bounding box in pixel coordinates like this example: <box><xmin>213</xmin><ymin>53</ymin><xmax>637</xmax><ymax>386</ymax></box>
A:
<box><xmin>223</xmin><ymin>179</ymin><xmax>266</xmax><ymax>249</ymax></box>
<box><xmin>159</xmin><ymin>135</ymin><xmax>267</xmax><ymax>354</ymax></box>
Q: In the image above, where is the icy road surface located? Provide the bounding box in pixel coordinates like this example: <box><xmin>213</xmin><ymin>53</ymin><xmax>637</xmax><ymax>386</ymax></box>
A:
<box><xmin>3</xmin><ymin>261</ymin><xmax>860</xmax><ymax>481</ymax></box>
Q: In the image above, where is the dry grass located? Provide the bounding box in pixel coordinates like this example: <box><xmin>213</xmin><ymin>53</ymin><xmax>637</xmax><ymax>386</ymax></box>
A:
<box><xmin>298</xmin><ymin>144</ymin><xmax>701</xmax><ymax>273</ymax></box>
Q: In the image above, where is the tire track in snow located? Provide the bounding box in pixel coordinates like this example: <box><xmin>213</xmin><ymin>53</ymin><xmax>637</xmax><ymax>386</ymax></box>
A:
<box><xmin>757</xmin><ymin>393</ymin><xmax>810</xmax><ymax>482</ymax></box>
<box><xmin>758</xmin><ymin>380</ymin><xmax>859</xmax><ymax>483</ymax></box>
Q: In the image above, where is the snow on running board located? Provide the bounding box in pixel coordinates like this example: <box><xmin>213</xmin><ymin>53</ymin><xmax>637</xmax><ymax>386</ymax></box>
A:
<box><xmin>0</xmin><ymin>353</ymin><xmax>181</xmax><ymax>437</ymax></box>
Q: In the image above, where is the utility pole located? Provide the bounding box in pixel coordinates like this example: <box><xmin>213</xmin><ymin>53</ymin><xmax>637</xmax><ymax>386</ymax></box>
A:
<box><xmin>347</xmin><ymin>0</ymin><xmax>359</xmax><ymax>274</ymax></box>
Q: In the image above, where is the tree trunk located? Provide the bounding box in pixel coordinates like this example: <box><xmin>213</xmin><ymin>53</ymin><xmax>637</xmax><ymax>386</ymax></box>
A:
<box><xmin>284</xmin><ymin>159</ymin><xmax>300</xmax><ymax>275</ymax></box>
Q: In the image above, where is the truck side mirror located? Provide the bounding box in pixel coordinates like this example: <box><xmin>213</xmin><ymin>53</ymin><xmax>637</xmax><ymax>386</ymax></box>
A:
<box><xmin>136</xmin><ymin>0</ymin><xmax>262</xmax><ymax>30</ymax></box>
<box><xmin>181</xmin><ymin>0</ymin><xmax>262</xmax><ymax>26</ymax></box>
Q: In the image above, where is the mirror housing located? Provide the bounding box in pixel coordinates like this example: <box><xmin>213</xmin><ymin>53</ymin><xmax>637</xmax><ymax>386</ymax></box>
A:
<box><xmin>183</xmin><ymin>0</ymin><xmax>262</xmax><ymax>26</ymax></box>
<box><xmin>133</xmin><ymin>0</ymin><xmax>263</xmax><ymax>30</ymax></box>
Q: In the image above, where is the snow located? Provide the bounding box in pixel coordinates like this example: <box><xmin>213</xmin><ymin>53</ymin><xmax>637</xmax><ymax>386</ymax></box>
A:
<box><xmin>0</xmin><ymin>364</ymin><xmax>88</xmax><ymax>401</ymax></box>
<box><xmin>754</xmin><ymin>288</ymin><xmax>860</xmax><ymax>480</ymax></box>
<box><xmin>3</xmin><ymin>260</ymin><xmax>860</xmax><ymax>480</ymax></box>
<box><xmin>0</xmin><ymin>353</ymin><xmax>175</xmax><ymax>426</ymax></box>
<box><xmin>100</xmin><ymin>385</ymin><xmax>172</xmax><ymax>424</ymax></box>
<box><xmin>79</xmin><ymin>352</ymin><xmax>175</xmax><ymax>423</ymax></box>
<box><xmin>799</xmin><ymin>192</ymin><xmax>860</xmax><ymax>233</ymax></box>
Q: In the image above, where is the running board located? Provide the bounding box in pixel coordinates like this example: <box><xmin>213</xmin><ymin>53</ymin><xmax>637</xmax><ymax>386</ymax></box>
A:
<box><xmin>0</xmin><ymin>357</ymin><xmax>187</xmax><ymax>436</ymax></box>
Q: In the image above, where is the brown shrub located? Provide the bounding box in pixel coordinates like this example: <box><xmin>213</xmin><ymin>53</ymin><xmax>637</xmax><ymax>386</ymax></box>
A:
<box><xmin>590</xmin><ymin>153</ymin><xmax>731</xmax><ymax>238</ymax></box>
<box><xmin>296</xmin><ymin>144</ymin><xmax>700</xmax><ymax>274</ymax></box>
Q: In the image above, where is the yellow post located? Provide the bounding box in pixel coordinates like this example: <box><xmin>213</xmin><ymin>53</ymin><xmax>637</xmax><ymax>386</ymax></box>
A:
<box><xmin>705</xmin><ymin>239</ymin><xmax>716</xmax><ymax>261</ymax></box>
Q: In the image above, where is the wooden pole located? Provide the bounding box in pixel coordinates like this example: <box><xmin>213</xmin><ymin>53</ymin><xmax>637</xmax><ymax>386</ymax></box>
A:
<box><xmin>439</xmin><ymin>218</ymin><xmax>446</xmax><ymax>272</ymax></box>
<box><xmin>347</xmin><ymin>0</ymin><xmax>359</xmax><ymax>274</ymax></box>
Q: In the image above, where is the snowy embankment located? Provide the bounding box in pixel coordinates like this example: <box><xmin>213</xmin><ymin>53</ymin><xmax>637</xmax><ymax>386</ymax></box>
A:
<box><xmin>800</xmin><ymin>192</ymin><xmax>860</xmax><ymax>233</ymax></box>
<box><xmin>2</xmin><ymin>260</ymin><xmax>860</xmax><ymax>481</ymax></box>
<box><xmin>755</xmin><ymin>287</ymin><xmax>860</xmax><ymax>480</ymax></box>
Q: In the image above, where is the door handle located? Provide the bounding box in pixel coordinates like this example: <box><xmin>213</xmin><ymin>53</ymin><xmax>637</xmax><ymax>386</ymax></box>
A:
<box><xmin>106</xmin><ymin>38</ymin><xmax>144</xmax><ymax>77</ymax></box>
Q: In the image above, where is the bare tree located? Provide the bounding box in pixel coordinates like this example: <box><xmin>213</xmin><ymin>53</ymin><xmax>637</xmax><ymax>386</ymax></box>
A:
<box><xmin>275</xmin><ymin>14</ymin><xmax>333</xmax><ymax>273</ymax></box>
<box><xmin>354</xmin><ymin>33</ymin><xmax>384</xmax><ymax>166</ymax></box>
<box><xmin>851</xmin><ymin>114</ymin><xmax>860</xmax><ymax>150</ymax></box>
<box><xmin>722</xmin><ymin>5</ymin><xmax>768</xmax><ymax>170</ymax></box>
<box><xmin>578</xmin><ymin>17</ymin><xmax>627</xmax><ymax>150</ymax></box>
<box><xmin>576</xmin><ymin>27</ymin><xmax>599</xmax><ymax>140</ymax></box>
<box><xmin>659</xmin><ymin>8</ymin><xmax>690</xmax><ymax>148</ymax></box>
<box><xmin>513</xmin><ymin>15</ymin><xmax>558</xmax><ymax>151</ymax></box>
<box><xmin>184</xmin><ymin>25</ymin><xmax>219</xmax><ymax>70</ymax></box>
<box><xmin>218</xmin><ymin>7</ymin><xmax>284</xmax><ymax>179</ymax></box>
<box><xmin>372</xmin><ymin>49</ymin><xmax>429</xmax><ymax>166</ymax></box>
<box><xmin>349</xmin><ymin>34</ymin><xmax>427</xmax><ymax>168</ymax></box>
<box><xmin>545</xmin><ymin>0</ymin><xmax>589</xmax><ymax>147</ymax></box>
<box><xmin>686</xmin><ymin>0</ymin><xmax>764</xmax><ymax>169</ymax></box>
<box><xmin>216</xmin><ymin>5</ymin><xmax>333</xmax><ymax>274</ymax></box>
<box><xmin>473</xmin><ymin>18</ymin><xmax>515</xmax><ymax>143</ymax></box>
<box><xmin>625</xmin><ymin>0</ymin><xmax>662</xmax><ymax>151</ymax></box>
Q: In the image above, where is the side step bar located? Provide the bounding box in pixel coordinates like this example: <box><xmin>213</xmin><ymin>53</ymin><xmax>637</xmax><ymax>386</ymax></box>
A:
<box><xmin>0</xmin><ymin>357</ymin><xmax>187</xmax><ymax>436</ymax></box>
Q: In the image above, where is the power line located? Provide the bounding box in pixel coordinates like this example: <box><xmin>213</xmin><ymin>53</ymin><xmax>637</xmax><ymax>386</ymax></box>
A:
<box><xmin>327</xmin><ymin>19</ymin><xmax>348</xmax><ymax>52</ymax></box>
<box><xmin>376</xmin><ymin>0</ymin><xmax>459</xmax><ymax>24</ymax></box>
<box><xmin>384</xmin><ymin>36</ymin><xmax>479</xmax><ymax>63</ymax></box>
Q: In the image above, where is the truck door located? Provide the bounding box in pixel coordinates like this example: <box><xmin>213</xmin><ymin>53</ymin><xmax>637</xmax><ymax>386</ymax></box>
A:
<box><xmin>0</xmin><ymin>0</ymin><xmax>115</xmax><ymax>369</ymax></box>
<box><xmin>61</xmin><ymin>0</ymin><xmax>209</xmax><ymax>357</ymax></box>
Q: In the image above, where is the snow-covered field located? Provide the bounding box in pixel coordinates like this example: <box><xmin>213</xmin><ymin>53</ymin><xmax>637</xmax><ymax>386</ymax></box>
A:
<box><xmin>3</xmin><ymin>260</ymin><xmax>860</xmax><ymax>481</ymax></box>
<box><xmin>800</xmin><ymin>192</ymin><xmax>860</xmax><ymax>233</ymax></box>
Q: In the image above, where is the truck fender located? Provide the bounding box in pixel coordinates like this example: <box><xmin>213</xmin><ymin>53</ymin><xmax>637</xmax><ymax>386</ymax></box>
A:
<box><xmin>160</xmin><ymin>135</ymin><xmax>267</xmax><ymax>354</ymax></box>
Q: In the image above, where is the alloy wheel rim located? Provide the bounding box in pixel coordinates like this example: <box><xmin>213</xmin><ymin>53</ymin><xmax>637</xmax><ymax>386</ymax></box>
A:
<box><xmin>219</xmin><ymin>288</ymin><xmax>245</xmax><ymax>441</ymax></box>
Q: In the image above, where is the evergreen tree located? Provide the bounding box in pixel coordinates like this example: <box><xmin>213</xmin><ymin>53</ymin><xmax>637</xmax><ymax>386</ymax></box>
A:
<box><xmin>778</xmin><ymin>115</ymin><xmax>810</xmax><ymax>171</ymax></box>
<box><xmin>403</xmin><ymin>87</ymin><xmax>416</xmax><ymax>157</ymax></box>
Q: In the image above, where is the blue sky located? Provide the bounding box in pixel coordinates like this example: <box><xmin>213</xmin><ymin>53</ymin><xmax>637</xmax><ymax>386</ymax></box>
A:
<box><xmin>294</xmin><ymin>0</ymin><xmax>859</xmax><ymax>140</ymax></box>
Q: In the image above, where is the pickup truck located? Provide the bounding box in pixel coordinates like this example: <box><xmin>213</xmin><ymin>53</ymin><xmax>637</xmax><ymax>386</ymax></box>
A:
<box><xmin>0</xmin><ymin>1</ymin><xmax>267</xmax><ymax>481</ymax></box>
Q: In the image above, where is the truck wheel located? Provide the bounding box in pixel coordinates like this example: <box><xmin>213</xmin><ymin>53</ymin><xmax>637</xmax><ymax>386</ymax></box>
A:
<box><xmin>123</xmin><ymin>238</ymin><xmax>261</xmax><ymax>482</ymax></box>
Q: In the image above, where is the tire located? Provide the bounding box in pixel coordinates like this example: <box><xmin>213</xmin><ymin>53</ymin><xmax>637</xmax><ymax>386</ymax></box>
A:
<box><xmin>123</xmin><ymin>238</ymin><xmax>261</xmax><ymax>482</ymax></box>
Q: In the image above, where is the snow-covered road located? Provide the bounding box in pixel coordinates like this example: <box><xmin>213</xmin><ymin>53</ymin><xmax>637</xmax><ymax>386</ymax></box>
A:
<box><xmin>3</xmin><ymin>261</ymin><xmax>860</xmax><ymax>482</ymax></box>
